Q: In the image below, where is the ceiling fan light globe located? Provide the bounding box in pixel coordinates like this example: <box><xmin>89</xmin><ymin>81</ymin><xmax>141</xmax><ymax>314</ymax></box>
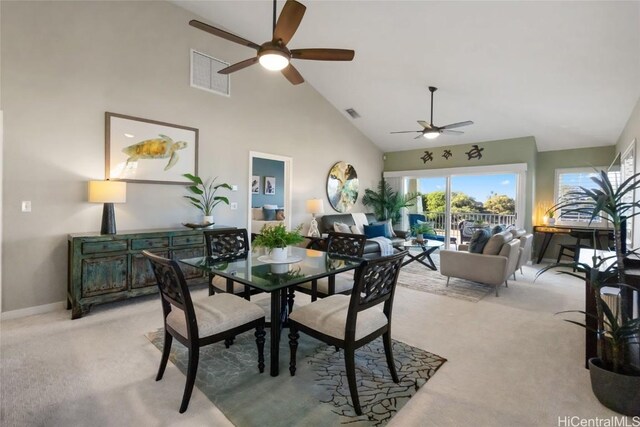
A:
<box><xmin>424</xmin><ymin>131</ymin><xmax>440</xmax><ymax>140</ymax></box>
<box><xmin>259</xmin><ymin>52</ymin><xmax>290</xmax><ymax>71</ymax></box>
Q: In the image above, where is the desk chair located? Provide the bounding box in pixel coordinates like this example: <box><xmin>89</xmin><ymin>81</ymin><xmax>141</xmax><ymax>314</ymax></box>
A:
<box><xmin>556</xmin><ymin>230</ymin><xmax>597</xmax><ymax>269</ymax></box>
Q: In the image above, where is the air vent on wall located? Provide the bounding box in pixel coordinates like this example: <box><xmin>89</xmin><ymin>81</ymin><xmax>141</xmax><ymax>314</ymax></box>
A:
<box><xmin>345</xmin><ymin>108</ymin><xmax>360</xmax><ymax>119</ymax></box>
<box><xmin>190</xmin><ymin>49</ymin><xmax>230</xmax><ymax>96</ymax></box>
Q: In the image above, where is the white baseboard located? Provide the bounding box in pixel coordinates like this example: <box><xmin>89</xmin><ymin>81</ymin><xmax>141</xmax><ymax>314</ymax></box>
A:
<box><xmin>1</xmin><ymin>301</ymin><xmax>66</xmax><ymax>321</ymax></box>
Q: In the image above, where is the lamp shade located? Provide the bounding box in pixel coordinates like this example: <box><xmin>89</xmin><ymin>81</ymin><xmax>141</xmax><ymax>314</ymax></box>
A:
<box><xmin>305</xmin><ymin>199</ymin><xmax>324</xmax><ymax>215</ymax></box>
<box><xmin>88</xmin><ymin>180</ymin><xmax>127</xmax><ymax>203</ymax></box>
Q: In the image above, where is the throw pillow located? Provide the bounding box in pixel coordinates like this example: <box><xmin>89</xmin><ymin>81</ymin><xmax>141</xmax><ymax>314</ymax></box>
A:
<box><xmin>482</xmin><ymin>231</ymin><xmax>514</xmax><ymax>255</ymax></box>
<box><xmin>509</xmin><ymin>228</ymin><xmax>526</xmax><ymax>238</ymax></box>
<box><xmin>375</xmin><ymin>219</ymin><xmax>396</xmax><ymax>238</ymax></box>
<box><xmin>333</xmin><ymin>222</ymin><xmax>351</xmax><ymax>234</ymax></box>
<box><xmin>491</xmin><ymin>224</ymin><xmax>506</xmax><ymax>235</ymax></box>
<box><xmin>275</xmin><ymin>209</ymin><xmax>285</xmax><ymax>221</ymax></box>
<box><xmin>350</xmin><ymin>225</ymin><xmax>364</xmax><ymax>234</ymax></box>
<box><xmin>468</xmin><ymin>229</ymin><xmax>491</xmax><ymax>253</ymax></box>
<box><xmin>263</xmin><ymin>207</ymin><xmax>276</xmax><ymax>221</ymax></box>
<box><xmin>363</xmin><ymin>224</ymin><xmax>386</xmax><ymax>239</ymax></box>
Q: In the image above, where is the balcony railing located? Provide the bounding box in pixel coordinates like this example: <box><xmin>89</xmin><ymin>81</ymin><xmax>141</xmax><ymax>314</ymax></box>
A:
<box><xmin>419</xmin><ymin>211</ymin><xmax>517</xmax><ymax>242</ymax></box>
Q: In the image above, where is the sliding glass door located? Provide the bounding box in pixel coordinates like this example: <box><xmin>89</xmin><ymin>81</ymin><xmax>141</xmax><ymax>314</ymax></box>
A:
<box><xmin>394</xmin><ymin>164</ymin><xmax>526</xmax><ymax>248</ymax></box>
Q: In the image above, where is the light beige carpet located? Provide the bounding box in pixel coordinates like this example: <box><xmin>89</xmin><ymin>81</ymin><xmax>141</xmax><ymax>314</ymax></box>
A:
<box><xmin>395</xmin><ymin>254</ymin><xmax>495</xmax><ymax>302</ymax></box>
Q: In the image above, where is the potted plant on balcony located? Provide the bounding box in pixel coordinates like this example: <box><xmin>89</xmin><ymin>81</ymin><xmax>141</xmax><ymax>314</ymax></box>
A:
<box><xmin>539</xmin><ymin>169</ymin><xmax>640</xmax><ymax>416</ymax></box>
<box><xmin>253</xmin><ymin>223</ymin><xmax>304</xmax><ymax>262</ymax></box>
<box><xmin>182</xmin><ymin>174</ymin><xmax>232</xmax><ymax>225</ymax></box>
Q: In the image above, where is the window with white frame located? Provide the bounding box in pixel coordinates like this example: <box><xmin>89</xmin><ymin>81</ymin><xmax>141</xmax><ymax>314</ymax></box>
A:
<box><xmin>554</xmin><ymin>167</ymin><xmax>620</xmax><ymax>225</ymax></box>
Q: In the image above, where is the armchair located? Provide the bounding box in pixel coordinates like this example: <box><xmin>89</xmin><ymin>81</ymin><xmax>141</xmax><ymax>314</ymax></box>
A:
<box><xmin>440</xmin><ymin>232</ymin><xmax>521</xmax><ymax>296</ymax></box>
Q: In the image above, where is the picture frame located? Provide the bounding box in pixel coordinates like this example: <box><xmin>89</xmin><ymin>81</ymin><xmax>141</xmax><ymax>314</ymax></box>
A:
<box><xmin>106</xmin><ymin>112</ymin><xmax>198</xmax><ymax>184</ymax></box>
<box><xmin>264</xmin><ymin>176</ymin><xmax>276</xmax><ymax>195</ymax></box>
<box><xmin>251</xmin><ymin>175</ymin><xmax>260</xmax><ymax>194</ymax></box>
<box><xmin>327</xmin><ymin>161</ymin><xmax>359</xmax><ymax>213</ymax></box>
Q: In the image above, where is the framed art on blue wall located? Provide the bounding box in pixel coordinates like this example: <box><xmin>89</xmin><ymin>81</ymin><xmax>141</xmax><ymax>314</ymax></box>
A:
<box><xmin>251</xmin><ymin>175</ymin><xmax>260</xmax><ymax>194</ymax></box>
<box><xmin>264</xmin><ymin>176</ymin><xmax>276</xmax><ymax>195</ymax></box>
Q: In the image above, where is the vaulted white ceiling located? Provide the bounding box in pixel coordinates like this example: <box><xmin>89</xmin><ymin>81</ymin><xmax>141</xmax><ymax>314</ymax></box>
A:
<box><xmin>173</xmin><ymin>0</ymin><xmax>640</xmax><ymax>153</ymax></box>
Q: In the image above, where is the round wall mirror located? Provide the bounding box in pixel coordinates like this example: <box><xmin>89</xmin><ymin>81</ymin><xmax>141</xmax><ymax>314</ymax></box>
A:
<box><xmin>326</xmin><ymin>161</ymin><xmax>359</xmax><ymax>213</ymax></box>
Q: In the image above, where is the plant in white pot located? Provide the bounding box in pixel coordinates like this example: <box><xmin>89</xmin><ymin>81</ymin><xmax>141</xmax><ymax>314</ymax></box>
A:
<box><xmin>182</xmin><ymin>173</ymin><xmax>231</xmax><ymax>225</ymax></box>
<box><xmin>252</xmin><ymin>223</ymin><xmax>304</xmax><ymax>262</ymax></box>
<box><xmin>538</xmin><ymin>170</ymin><xmax>640</xmax><ymax>416</ymax></box>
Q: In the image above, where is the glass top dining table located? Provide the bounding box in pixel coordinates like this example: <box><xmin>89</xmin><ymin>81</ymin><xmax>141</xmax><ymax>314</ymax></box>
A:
<box><xmin>180</xmin><ymin>246</ymin><xmax>363</xmax><ymax>376</ymax></box>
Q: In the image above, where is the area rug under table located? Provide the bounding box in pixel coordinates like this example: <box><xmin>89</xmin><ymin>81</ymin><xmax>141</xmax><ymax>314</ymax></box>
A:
<box><xmin>146</xmin><ymin>329</ymin><xmax>446</xmax><ymax>426</ymax></box>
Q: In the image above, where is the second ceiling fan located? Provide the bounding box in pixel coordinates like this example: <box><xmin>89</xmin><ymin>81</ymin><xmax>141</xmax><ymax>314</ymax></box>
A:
<box><xmin>392</xmin><ymin>87</ymin><xmax>473</xmax><ymax>140</ymax></box>
<box><xmin>189</xmin><ymin>0</ymin><xmax>354</xmax><ymax>85</ymax></box>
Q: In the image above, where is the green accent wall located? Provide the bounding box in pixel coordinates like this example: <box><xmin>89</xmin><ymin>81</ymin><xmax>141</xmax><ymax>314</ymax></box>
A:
<box><xmin>383</xmin><ymin>136</ymin><xmax>537</xmax><ymax>231</ymax></box>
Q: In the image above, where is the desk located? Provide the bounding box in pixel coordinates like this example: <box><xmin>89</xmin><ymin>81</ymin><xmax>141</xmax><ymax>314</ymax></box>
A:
<box><xmin>180</xmin><ymin>247</ymin><xmax>361</xmax><ymax>376</ymax></box>
<box><xmin>533</xmin><ymin>225</ymin><xmax>611</xmax><ymax>264</ymax></box>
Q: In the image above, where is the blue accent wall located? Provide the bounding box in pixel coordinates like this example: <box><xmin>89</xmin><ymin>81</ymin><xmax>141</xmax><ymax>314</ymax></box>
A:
<box><xmin>252</xmin><ymin>158</ymin><xmax>284</xmax><ymax>208</ymax></box>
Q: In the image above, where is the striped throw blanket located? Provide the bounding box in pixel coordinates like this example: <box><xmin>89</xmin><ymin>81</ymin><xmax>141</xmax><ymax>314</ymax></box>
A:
<box><xmin>368</xmin><ymin>237</ymin><xmax>394</xmax><ymax>256</ymax></box>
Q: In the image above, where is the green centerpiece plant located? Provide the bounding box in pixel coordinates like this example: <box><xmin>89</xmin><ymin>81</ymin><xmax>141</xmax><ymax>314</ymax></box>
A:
<box><xmin>182</xmin><ymin>173</ymin><xmax>231</xmax><ymax>224</ymax></box>
<box><xmin>538</xmin><ymin>169</ymin><xmax>640</xmax><ymax>416</ymax></box>
<box><xmin>253</xmin><ymin>224</ymin><xmax>304</xmax><ymax>261</ymax></box>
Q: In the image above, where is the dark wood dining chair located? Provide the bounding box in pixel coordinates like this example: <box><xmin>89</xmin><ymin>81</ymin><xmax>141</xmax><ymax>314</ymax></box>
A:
<box><xmin>143</xmin><ymin>250</ymin><xmax>266</xmax><ymax>413</ymax></box>
<box><xmin>288</xmin><ymin>250</ymin><xmax>407</xmax><ymax>416</ymax></box>
<box><xmin>204</xmin><ymin>228</ymin><xmax>255</xmax><ymax>300</ymax></box>
<box><xmin>296</xmin><ymin>232</ymin><xmax>367</xmax><ymax>301</ymax></box>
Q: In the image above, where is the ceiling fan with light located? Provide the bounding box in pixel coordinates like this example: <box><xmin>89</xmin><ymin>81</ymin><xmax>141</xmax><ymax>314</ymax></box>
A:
<box><xmin>189</xmin><ymin>0</ymin><xmax>355</xmax><ymax>85</ymax></box>
<box><xmin>391</xmin><ymin>86</ymin><xmax>473</xmax><ymax>140</ymax></box>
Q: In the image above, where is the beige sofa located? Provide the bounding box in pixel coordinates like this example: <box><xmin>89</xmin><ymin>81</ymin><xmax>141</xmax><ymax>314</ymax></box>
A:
<box><xmin>439</xmin><ymin>231</ymin><xmax>521</xmax><ymax>297</ymax></box>
<box><xmin>251</xmin><ymin>207</ymin><xmax>284</xmax><ymax>234</ymax></box>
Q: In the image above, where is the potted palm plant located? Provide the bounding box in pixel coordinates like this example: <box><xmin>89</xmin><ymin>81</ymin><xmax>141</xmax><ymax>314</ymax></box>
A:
<box><xmin>539</xmin><ymin>169</ymin><xmax>640</xmax><ymax>416</ymax></box>
<box><xmin>252</xmin><ymin>223</ymin><xmax>304</xmax><ymax>261</ymax></box>
<box><xmin>182</xmin><ymin>173</ymin><xmax>232</xmax><ymax>225</ymax></box>
<box><xmin>362</xmin><ymin>176</ymin><xmax>419</xmax><ymax>225</ymax></box>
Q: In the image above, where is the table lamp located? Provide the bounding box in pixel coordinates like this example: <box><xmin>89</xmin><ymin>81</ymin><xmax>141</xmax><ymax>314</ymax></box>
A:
<box><xmin>88</xmin><ymin>180</ymin><xmax>127</xmax><ymax>235</ymax></box>
<box><xmin>306</xmin><ymin>198</ymin><xmax>324</xmax><ymax>238</ymax></box>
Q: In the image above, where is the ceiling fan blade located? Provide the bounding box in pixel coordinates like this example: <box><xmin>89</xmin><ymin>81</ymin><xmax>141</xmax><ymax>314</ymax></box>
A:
<box><xmin>218</xmin><ymin>57</ymin><xmax>259</xmax><ymax>75</ymax></box>
<box><xmin>189</xmin><ymin>20</ymin><xmax>261</xmax><ymax>50</ymax></box>
<box><xmin>414</xmin><ymin>134</ymin><xmax>425</xmax><ymax>140</ymax></box>
<box><xmin>291</xmin><ymin>49</ymin><xmax>355</xmax><ymax>61</ymax></box>
<box><xmin>440</xmin><ymin>120</ymin><xmax>474</xmax><ymax>130</ymax></box>
<box><xmin>273</xmin><ymin>0</ymin><xmax>306</xmax><ymax>45</ymax></box>
<box><xmin>390</xmin><ymin>130</ymin><xmax>422</xmax><ymax>134</ymax></box>
<box><xmin>417</xmin><ymin>120</ymin><xmax>433</xmax><ymax>129</ymax></box>
<box><xmin>442</xmin><ymin>129</ymin><xmax>464</xmax><ymax>135</ymax></box>
<box><xmin>281</xmin><ymin>64</ymin><xmax>304</xmax><ymax>85</ymax></box>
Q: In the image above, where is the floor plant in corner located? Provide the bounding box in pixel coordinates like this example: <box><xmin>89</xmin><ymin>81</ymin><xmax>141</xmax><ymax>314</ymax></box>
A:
<box><xmin>538</xmin><ymin>170</ymin><xmax>640</xmax><ymax>416</ymax></box>
<box><xmin>362</xmin><ymin>176</ymin><xmax>419</xmax><ymax>225</ymax></box>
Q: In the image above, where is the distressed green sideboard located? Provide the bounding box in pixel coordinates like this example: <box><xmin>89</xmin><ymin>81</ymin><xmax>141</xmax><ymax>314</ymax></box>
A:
<box><xmin>67</xmin><ymin>227</ymin><xmax>232</xmax><ymax>319</ymax></box>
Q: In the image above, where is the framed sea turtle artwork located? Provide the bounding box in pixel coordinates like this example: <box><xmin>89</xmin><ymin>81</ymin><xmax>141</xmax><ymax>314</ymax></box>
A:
<box><xmin>326</xmin><ymin>161</ymin><xmax>359</xmax><ymax>213</ymax></box>
<box><xmin>106</xmin><ymin>112</ymin><xmax>198</xmax><ymax>184</ymax></box>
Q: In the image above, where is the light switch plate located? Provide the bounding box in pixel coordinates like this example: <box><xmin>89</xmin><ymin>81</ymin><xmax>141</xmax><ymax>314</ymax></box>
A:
<box><xmin>230</xmin><ymin>202</ymin><xmax>238</xmax><ymax>210</ymax></box>
<box><xmin>21</xmin><ymin>201</ymin><xmax>32</xmax><ymax>212</ymax></box>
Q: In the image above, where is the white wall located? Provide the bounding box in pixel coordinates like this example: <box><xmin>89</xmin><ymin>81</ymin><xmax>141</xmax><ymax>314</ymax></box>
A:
<box><xmin>615</xmin><ymin>96</ymin><xmax>640</xmax><ymax>248</ymax></box>
<box><xmin>0</xmin><ymin>1</ymin><xmax>382</xmax><ymax>313</ymax></box>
